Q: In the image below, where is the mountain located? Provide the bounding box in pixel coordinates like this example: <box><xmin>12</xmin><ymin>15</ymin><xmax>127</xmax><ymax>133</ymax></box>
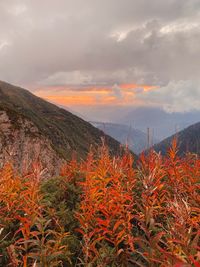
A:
<box><xmin>90</xmin><ymin>121</ymin><xmax>159</xmax><ymax>154</ymax></box>
<box><xmin>119</xmin><ymin>107</ymin><xmax>200</xmax><ymax>140</ymax></box>
<box><xmin>0</xmin><ymin>81</ymin><xmax>123</xmax><ymax>176</ymax></box>
<box><xmin>74</xmin><ymin>106</ymin><xmax>200</xmax><ymax>140</ymax></box>
<box><xmin>152</xmin><ymin>121</ymin><xmax>200</xmax><ymax>156</ymax></box>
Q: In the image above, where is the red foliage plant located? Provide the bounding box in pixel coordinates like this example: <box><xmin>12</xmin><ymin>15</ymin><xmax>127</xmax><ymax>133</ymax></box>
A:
<box><xmin>0</xmin><ymin>162</ymin><xmax>69</xmax><ymax>267</ymax></box>
<box><xmin>75</xmin><ymin>142</ymin><xmax>200</xmax><ymax>266</ymax></box>
<box><xmin>0</xmin><ymin>140</ymin><xmax>199</xmax><ymax>267</ymax></box>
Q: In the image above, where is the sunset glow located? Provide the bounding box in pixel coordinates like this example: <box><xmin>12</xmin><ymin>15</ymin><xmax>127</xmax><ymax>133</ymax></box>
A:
<box><xmin>35</xmin><ymin>83</ymin><xmax>158</xmax><ymax>106</ymax></box>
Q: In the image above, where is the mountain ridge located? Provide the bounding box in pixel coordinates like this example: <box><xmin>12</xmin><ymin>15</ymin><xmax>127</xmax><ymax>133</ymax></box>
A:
<box><xmin>0</xmin><ymin>80</ymin><xmax>125</xmax><ymax>176</ymax></box>
<box><xmin>152</xmin><ymin>121</ymin><xmax>200</xmax><ymax>155</ymax></box>
<box><xmin>90</xmin><ymin>121</ymin><xmax>159</xmax><ymax>154</ymax></box>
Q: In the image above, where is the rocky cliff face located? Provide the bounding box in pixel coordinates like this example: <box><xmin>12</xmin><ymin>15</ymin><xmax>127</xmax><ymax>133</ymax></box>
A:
<box><xmin>0</xmin><ymin>110</ymin><xmax>65</xmax><ymax>178</ymax></box>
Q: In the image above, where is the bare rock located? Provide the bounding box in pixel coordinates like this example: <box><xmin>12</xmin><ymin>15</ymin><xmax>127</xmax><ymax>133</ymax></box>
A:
<box><xmin>0</xmin><ymin>111</ymin><xmax>65</xmax><ymax>178</ymax></box>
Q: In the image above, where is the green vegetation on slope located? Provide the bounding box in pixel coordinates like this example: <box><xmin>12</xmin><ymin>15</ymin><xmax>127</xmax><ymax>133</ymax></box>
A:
<box><xmin>0</xmin><ymin>80</ymin><xmax>122</xmax><ymax>160</ymax></box>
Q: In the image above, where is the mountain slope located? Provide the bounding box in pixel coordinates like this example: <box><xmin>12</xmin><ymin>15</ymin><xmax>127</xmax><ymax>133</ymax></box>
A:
<box><xmin>152</xmin><ymin>121</ymin><xmax>200</xmax><ymax>155</ymax></box>
<box><xmin>91</xmin><ymin>121</ymin><xmax>159</xmax><ymax>154</ymax></box>
<box><xmin>0</xmin><ymin>81</ymin><xmax>124</xmax><ymax>175</ymax></box>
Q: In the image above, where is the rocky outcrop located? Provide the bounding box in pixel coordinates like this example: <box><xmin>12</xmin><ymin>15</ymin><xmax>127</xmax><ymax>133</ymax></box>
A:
<box><xmin>0</xmin><ymin>110</ymin><xmax>65</xmax><ymax>178</ymax></box>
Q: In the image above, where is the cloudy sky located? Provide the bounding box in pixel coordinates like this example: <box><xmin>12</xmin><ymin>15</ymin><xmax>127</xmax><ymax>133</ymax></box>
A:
<box><xmin>1</xmin><ymin>0</ymin><xmax>200</xmax><ymax>115</ymax></box>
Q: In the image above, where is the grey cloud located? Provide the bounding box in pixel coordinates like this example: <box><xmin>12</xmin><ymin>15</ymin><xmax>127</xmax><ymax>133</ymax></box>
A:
<box><xmin>137</xmin><ymin>80</ymin><xmax>200</xmax><ymax>112</ymax></box>
<box><xmin>0</xmin><ymin>0</ymin><xmax>200</xmax><ymax>94</ymax></box>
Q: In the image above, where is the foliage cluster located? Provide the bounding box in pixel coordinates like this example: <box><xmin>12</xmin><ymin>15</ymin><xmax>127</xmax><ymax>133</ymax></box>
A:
<box><xmin>0</xmin><ymin>141</ymin><xmax>200</xmax><ymax>266</ymax></box>
<box><xmin>0</xmin><ymin>163</ymin><xmax>71</xmax><ymax>266</ymax></box>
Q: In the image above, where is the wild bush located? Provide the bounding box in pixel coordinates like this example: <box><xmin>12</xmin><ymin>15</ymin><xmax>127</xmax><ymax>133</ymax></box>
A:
<box><xmin>0</xmin><ymin>141</ymin><xmax>199</xmax><ymax>266</ymax></box>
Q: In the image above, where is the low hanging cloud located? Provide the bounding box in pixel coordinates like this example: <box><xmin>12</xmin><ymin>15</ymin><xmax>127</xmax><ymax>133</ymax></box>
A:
<box><xmin>137</xmin><ymin>80</ymin><xmax>200</xmax><ymax>112</ymax></box>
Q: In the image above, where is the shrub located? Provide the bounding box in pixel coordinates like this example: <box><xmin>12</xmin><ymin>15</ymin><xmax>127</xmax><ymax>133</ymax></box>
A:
<box><xmin>0</xmin><ymin>142</ymin><xmax>199</xmax><ymax>266</ymax></box>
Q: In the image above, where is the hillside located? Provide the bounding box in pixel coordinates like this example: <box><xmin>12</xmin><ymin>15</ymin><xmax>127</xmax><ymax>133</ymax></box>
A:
<box><xmin>0</xmin><ymin>81</ymin><xmax>123</xmax><ymax>175</ymax></box>
<box><xmin>91</xmin><ymin>121</ymin><xmax>159</xmax><ymax>154</ymax></box>
<box><xmin>152</xmin><ymin>121</ymin><xmax>200</xmax><ymax>155</ymax></box>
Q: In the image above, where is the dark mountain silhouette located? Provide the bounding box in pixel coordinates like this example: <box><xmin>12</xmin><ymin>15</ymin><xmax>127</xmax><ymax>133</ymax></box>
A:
<box><xmin>152</xmin><ymin>121</ymin><xmax>200</xmax><ymax>155</ymax></box>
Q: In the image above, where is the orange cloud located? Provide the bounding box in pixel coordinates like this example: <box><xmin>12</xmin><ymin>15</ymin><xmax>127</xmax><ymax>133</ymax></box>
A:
<box><xmin>35</xmin><ymin>83</ymin><xmax>158</xmax><ymax>106</ymax></box>
<box><xmin>43</xmin><ymin>95</ymin><xmax>96</xmax><ymax>105</ymax></box>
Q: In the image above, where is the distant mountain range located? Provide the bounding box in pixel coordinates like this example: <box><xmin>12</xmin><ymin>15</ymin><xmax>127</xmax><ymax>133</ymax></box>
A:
<box><xmin>91</xmin><ymin>121</ymin><xmax>159</xmax><ymax>154</ymax></box>
<box><xmin>73</xmin><ymin>106</ymin><xmax>200</xmax><ymax>140</ymax></box>
<box><xmin>152</xmin><ymin>121</ymin><xmax>200</xmax><ymax>156</ymax></box>
<box><xmin>117</xmin><ymin>107</ymin><xmax>200</xmax><ymax>140</ymax></box>
<box><xmin>0</xmin><ymin>81</ymin><xmax>123</xmax><ymax>176</ymax></box>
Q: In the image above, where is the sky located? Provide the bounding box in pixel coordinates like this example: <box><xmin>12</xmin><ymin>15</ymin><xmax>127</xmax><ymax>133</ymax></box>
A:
<box><xmin>1</xmin><ymin>0</ymin><xmax>200</xmax><ymax>118</ymax></box>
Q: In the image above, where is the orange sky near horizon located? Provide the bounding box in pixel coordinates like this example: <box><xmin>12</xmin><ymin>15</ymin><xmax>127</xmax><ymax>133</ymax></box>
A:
<box><xmin>35</xmin><ymin>83</ymin><xmax>158</xmax><ymax>106</ymax></box>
